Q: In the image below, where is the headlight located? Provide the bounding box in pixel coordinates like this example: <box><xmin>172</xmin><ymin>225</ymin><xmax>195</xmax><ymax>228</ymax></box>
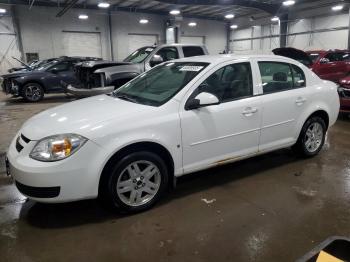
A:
<box><xmin>30</xmin><ymin>134</ymin><xmax>87</xmax><ymax>162</ymax></box>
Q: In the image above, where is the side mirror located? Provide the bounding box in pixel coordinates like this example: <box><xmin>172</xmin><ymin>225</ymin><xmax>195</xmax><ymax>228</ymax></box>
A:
<box><xmin>186</xmin><ymin>92</ymin><xmax>220</xmax><ymax>110</ymax></box>
<box><xmin>320</xmin><ymin>58</ymin><xmax>330</xmax><ymax>64</ymax></box>
<box><xmin>150</xmin><ymin>55</ymin><xmax>164</xmax><ymax>67</ymax></box>
<box><xmin>50</xmin><ymin>68</ymin><xmax>59</xmax><ymax>74</ymax></box>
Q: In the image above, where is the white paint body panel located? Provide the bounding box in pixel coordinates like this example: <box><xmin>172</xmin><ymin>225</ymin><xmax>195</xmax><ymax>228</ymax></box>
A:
<box><xmin>7</xmin><ymin>55</ymin><xmax>340</xmax><ymax>203</ymax></box>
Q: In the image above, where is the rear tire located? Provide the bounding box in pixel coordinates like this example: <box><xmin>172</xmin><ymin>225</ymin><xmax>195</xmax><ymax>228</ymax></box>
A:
<box><xmin>99</xmin><ymin>151</ymin><xmax>169</xmax><ymax>213</ymax></box>
<box><xmin>292</xmin><ymin>116</ymin><xmax>326</xmax><ymax>157</ymax></box>
<box><xmin>22</xmin><ymin>83</ymin><xmax>44</xmax><ymax>102</ymax></box>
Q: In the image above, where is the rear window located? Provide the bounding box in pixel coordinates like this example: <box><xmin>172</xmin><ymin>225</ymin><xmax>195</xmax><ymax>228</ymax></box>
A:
<box><xmin>308</xmin><ymin>53</ymin><xmax>320</xmax><ymax>63</ymax></box>
<box><xmin>182</xmin><ymin>46</ymin><xmax>205</xmax><ymax>57</ymax></box>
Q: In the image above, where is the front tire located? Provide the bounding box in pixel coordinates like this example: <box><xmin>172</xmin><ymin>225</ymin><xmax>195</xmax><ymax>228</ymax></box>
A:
<box><xmin>22</xmin><ymin>83</ymin><xmax>44</xmax><ymax>102</ymax></box>
<box><xmin>293</xmin><ymin>116</ymin><xmax>326</xmax><ymax>157</ymax></box>
<box><xmin>99</xmin><ymin>151</ymin><xmax>169</xmax><ymax>213</ymax></box>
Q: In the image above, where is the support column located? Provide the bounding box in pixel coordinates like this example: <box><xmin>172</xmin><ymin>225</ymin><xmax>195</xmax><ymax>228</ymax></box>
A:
<box><xmin>348</xmin><ymin>8</ymin><xmax>350</xmax><ymax>50</ymax></box>
<box><xmin>279</xmin><ymin>13</ymin><xmax>289</xmax><ymax>48</ymax></box>
<box><xmin>226</xmin><ymin>22</ymin><xmax>231</xmax><ymax>53</ymax></box>
<box><xmin>108</xmin><ymin>10</ymin><xmax>114</xmax><ymax>61</ymax></box>
<box><xmin>11</xmin><ymin>6</ymin><xmax>25</xmax><ymax>61</ymax></box>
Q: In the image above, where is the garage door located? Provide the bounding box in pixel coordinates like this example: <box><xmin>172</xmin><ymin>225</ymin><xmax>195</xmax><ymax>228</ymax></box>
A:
<box><xmin>181</xmin><ymin>36</ymin><xmax>205</xmax><ymax>45</ymax></box>
<box><xmin>128</xmin><ymin>34</ymin><xmax>158</xmax><ymax>53</ymax></box>
<box><xmin>62</xmin><ymin>31</ymin><xmax>102</xmax><ymax>58</ymax></box>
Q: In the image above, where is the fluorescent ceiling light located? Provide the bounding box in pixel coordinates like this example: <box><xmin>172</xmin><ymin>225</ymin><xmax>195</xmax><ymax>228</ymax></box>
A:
<box><xmin>139</xmin><ymin>19</ymin><xmax>149</xmax><ymax>24</ymax></box>
<box><xmin>79</xmin><ymin>14</ymin><xmax>88</xmax><ymax>19</ymax></box>
<box><xmin>230</xmin><ymin>24</ymin><xmax>238</xmax><ymax>29</ymax></box>
<box><xmin>188</xmin><ymin>22</ymin><xmax>197</xmax><ymax>27</ymax></box>
<box><xmin>225</xmin><ymin>14</ymin><xmax>234</xmax><ymax>19</ymax></box>
<box><xmin>169</xmin><ymin>9</ymin><xmax>180</xmax><ymax>15</ymax></box>
<box><xmin>271</xmin><ymin>16</ymin><xmax>279</xmax><ymax>22</ymax></box>
<box><xmin>283</xmin><ymin>0</ymin><xmax>295</xmax><ymax>6</ymax></box>
<box><xmin>0</xmin><ymin>8</ymin><xmax>6</xmax><ymax>13</ymax></box>
<box><xmin>98</xmin><ymin>2</ymin><xmax>110</xmax><ymax>8</ymax></box>
<box><xmin>332</xmin><ymin>5</ymin><xmax>344</xmax><ymax>11</ymax></box>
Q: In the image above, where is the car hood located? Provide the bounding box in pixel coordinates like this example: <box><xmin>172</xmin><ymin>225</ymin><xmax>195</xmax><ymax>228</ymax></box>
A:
<box><xmin>95</xmin><ymin>63</ymin><xmax>141</xmax><ymax>74</ymax></box>
<box><xmin>20</xmin><ymin>94</ymin><xmax>154</xmax><ymax>140</ymax></box>
<box><xmin>272</xmin><ymin>47</ymin><xmax>313</xmax><ymax>67</ymax></box>
<box><xmin>1</xmin><ymin>70</ymin><xmax>44</xmax><ymax>79</ymax></box>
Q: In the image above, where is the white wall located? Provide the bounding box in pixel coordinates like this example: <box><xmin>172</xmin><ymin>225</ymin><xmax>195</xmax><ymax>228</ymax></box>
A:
<box><xmin>231</xmin><ymin>24</ymin><xmax>280</xmax><ymax>55</ymax></box>
<box><xmin>15</xmin><ymin>5</ymin><xmax>111</xmax><ymax>60</ymax></box>
<box><xmin>180</xmin><ymin>18</ymin><xmax>227</xmax><ymax>55</ymax></box>
<box><xmin>110</xmin><ymin>11</ymin><xmax>167</xmax><ymax>60</ymax></box>
<box><xmin>0</xmin><ymin>7</ymin><xmax>22</xmax><ymax>73</ymax></box>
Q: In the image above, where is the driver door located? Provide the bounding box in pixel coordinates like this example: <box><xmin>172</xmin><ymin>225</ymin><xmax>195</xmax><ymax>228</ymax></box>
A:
<box><xmin>180</xmin><ymin>62</ymin><xmax>262</xmax><ymax>174</ymax></box>
<box><xmin>48</xmin><ymin>61</ymin><xmax>76</xmax><ymax>91</ymax></box>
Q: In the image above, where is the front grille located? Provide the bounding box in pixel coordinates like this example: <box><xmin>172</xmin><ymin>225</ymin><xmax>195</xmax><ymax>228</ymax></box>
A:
<box><xmin>75</xmin><ymin>66</ymin><xmax>102</xmax><ymax>89</ymax></box>
<box><xmin>2</xmin><ymin>78</ymin><xmax>11</xmax><ymax>93</ymax></box>
<box><xmin>15</xmin><ymin>181</ymin><xmax>60</xmax><ymax>198</ymax></box>
<box><xmin>21</xmin><ymin>134</ymin><xmax>31</xmax><ymax>143</ymax></box>
<box><xmin>15</xmin><ymin>138</ymin><xmax>24</xmax><ymax>152</ymax></box>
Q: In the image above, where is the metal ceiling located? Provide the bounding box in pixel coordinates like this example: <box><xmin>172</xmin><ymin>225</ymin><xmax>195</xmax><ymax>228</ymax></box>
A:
<box><xmin>0</xmin><ymin>0</ymin><xmax>348</xmax><ymax>20</ymax></box>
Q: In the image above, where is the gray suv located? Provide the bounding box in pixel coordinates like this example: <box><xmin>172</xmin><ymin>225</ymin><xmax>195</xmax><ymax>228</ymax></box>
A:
<box><xmin>65</xmin><ymin>44</ymin><xmax>208</xmax><ymax>96</ymax></box>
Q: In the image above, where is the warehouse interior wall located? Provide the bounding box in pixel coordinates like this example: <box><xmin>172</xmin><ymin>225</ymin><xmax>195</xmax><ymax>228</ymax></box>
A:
<box><xmin>230</xmin><ymin>10</ymin><xmax>349</xmax><ymax>55</ymax></box>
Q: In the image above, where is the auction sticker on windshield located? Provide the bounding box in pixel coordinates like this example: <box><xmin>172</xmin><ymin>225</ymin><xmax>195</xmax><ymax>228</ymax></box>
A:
<box><xmin>179</xmin><ymin>66</ymin><xmax>204</xmax><ymax>72</ymax></box>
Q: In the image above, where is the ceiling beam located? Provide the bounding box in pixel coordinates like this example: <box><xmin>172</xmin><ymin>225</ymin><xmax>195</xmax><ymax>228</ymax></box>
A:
<box><xmin>155</xmin><ymin>0</ymin><xmax>280</xmax><ymax>14</ymax></box>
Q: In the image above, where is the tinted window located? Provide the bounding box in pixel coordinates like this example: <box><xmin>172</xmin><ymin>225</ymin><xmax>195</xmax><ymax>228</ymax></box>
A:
<box><xmin>325</xmin><ymin>52</ymin><xmax>344</xmax><ymax>62</ymax></box>
<box><xmin>308</xmin><ymin>53</ymin><xmax>320</xmax><ymax>63</ymax></box>
<box><xmin>258</xmin><ymin>62</ymin><xmax>306</xmax><ymax>94</ymax></box>
<box><xmin>113</xmin><ymin>62</ymin><xmax>208</xmax><ymax>106</ymax></box>
<box><xmin>49</xmin><ymin>61</ymin><xmax>72</xmax><ymax>72</ymax></box>
<box><xmin>259</xmin><ymin>62</ymin><xmax>293</xmax><ymax>93</ymax></box>
<box><xmin>291</xmin><ymin>64</ymin><xmax>306</xmax><ymax>88</ymax></box>
<box><xmin>183</xmin><ymin>46</ymin><xmax>205</xmax><ymax>57</ymax></box>
<box><xmin>156</xmin><ymin>47</ymin><xmax>179</xmax><ymax>61</ymax></box>
<box><xmin>196</xmin><ymin>62</ymin><xmax>253</xmax><ymax>102</ymax></box>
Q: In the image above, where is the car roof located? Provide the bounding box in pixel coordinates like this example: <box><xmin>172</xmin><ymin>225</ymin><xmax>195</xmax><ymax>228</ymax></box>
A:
<box><xmin>173</xmin><ymin>54</ymin><xmax>297</xmax><ymax>65</ymax></box>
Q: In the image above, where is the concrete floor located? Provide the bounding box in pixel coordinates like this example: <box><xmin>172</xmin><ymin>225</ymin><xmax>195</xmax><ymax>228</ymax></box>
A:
<box><xmin>0</xmin><ymin>92</ymin><xmax>350</xmax><ymax>262</ymax></box>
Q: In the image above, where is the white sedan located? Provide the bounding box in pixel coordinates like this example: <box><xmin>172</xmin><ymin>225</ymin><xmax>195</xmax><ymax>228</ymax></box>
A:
<box><xmin>6</xmin><ymin>55</ymin><xmax>339</xmax><ymax>212</ymax></box>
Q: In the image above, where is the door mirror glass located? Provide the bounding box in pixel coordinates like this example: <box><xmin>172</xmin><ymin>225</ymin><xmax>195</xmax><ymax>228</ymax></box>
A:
<box><xmin>320</xmin><ymin>58</ymin><xmax>330</xmax><ymax>64</ymax></box>
<box><xmin>186</xmin><ymin>92</ymin><xmax>220</xmax><ymax>110</ymax></box>
<box><xmin>50</xmin><ymin>68</ymin><xmax>59</xmax><ymax>74</ymax></box>
<box><xmin>150</xmin><ymin>55</ymin><xmax>164</xmax><ymax>67</ymax></box>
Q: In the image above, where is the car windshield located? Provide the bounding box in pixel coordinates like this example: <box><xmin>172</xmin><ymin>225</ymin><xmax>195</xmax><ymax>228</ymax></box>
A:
<box><xmin>112</xmin><ymin>62</ymin><xmax>209</xmax><ymax>106</ymax></box>
<box><xmin>308</xmin><ymin>53</ymin><xmax>320</xmax><ymax>63</ymax></box>
<box><xmin>36</xmin><ymin>60</ymin><xmax>59</xmax><ymax>71</ymax></box>
<box><xmin>124</xmin><ymin>47</ymin><xmax>155</xmax><ymax>63</ymax></box>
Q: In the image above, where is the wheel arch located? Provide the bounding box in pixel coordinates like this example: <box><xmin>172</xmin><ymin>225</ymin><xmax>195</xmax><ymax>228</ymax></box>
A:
<box><xmin>20</xmin><ymin>80</ymin><xmax>46</xmax><ymax>93</ymax></box>
<box><xmin>98</xmin><ymin>141</ymin><xmax>175</xmax><ymax>196</ymax></box>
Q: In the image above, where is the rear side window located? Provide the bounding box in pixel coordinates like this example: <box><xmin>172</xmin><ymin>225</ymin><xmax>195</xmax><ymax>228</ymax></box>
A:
<box><xmin>182</xmin><ymin>46</ymin><xmax>205</xmax><ymax>57</ymax></box>
<box><xmin>324</xmin><ymin>52</ymin><xmax>344</xmax><ymax>62</ymax></box>
<box><xmin>258</xmin><ymin>62</ymin><xmax>305</xmax><ymax>94</ymax></box>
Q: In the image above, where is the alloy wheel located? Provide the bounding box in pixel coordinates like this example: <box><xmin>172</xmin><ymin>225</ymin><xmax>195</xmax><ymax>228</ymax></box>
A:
<box><xmin>304</xmin><ymin>122</ymin><xmax>324</xmax><ymax>153</ymax></box>
<box><xmin>116</xmin><ymin>160</ymin><xmax>161</xmax><ymax>207</ymax></box>
<box><xmin>25</xmin><ymin>85</ymin><xmax>42</xmax><ymax>101</ymax></box>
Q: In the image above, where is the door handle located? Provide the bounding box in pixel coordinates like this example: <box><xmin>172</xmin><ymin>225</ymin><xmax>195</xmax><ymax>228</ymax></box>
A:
<box><xmin>242</xmin><ymin>107</ymin><xmax>258</xmax><ymax>116</ymax></box>
<box><xmin>295</xmin><ymin>97</ymin><xmax>307</xmax><ymax>105</ymax></box>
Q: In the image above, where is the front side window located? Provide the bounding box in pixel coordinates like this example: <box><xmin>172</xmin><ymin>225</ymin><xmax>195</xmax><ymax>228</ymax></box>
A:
<box><xmin>49</xmin><ymin>61</ymin><xmax>72</xmax><ymax>72</ymax></box>
<box><xmin>258</xmin><ymin>62</ymin><xmax>306</xmax><ymax>94</ymax></box>
<box><xmin>194</xmin><ymin>62</ymin><xmax>253</xmax><ymax>103</ymax></box>
<box><xmin>112</xmin><ymin>62</ymin><xmax>208</xmax><ymax>106</ymax></box>
<box><xmin>324</xmin><ymin>52</ymin><xmax>344</xmax><ymax>62</ymax></box>
<box><xmin>155</xmin><ymin>47</ymin><xmax>179</xmax><ymax>62</ymax></box>
<box><xmin>124</xmin><ymin>47</ymin><xmax>155</xmax><ymax>63</ymax></box>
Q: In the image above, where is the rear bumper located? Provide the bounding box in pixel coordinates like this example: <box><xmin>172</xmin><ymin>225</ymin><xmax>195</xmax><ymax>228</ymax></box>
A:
<box><xmin>66</xmin><ymin>84</ymin><xmax>114</xmax><ymax>97</ymax></box>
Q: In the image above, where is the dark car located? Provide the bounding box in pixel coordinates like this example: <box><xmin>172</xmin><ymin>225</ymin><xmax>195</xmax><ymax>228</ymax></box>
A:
<box><xmin>1</xmin><ymin>56</ymin><xmax>101</xmax><ymax>102</ymax></box>
<box><xmin>273</xmin><ymin>48</ymin><xmax>350</xmax><ymax>82</ymax></box>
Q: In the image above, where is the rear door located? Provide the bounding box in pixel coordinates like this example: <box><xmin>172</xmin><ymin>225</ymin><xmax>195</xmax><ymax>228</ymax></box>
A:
<box><xmin>256</xmin><ymin>60</ymin><xmax>309</xmax><ymax>151</ymax></box>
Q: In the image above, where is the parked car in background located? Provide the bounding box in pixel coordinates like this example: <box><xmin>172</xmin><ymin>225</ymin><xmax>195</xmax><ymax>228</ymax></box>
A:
<box><xmin>6</xmin><ymin>55</ymin><xmax>339</xmax><ymax>212</ymax></box>
<box><xmin>273</xmin><ymin>48</ymin><xmax>350</xmax><ymax>82</ymax></box>
<box><xmin>1</xmin><ymin>56</ymin><xmax>101</xmax><ymax>102</ymax></box>
<box><xmin>338</xmin><ymin>76</ymin><xmax>350</xmax><ymax>113</ymax></box>
<box><xmin>65</xmin><ymin>44</ymin><xmax>208</xmax><ymax>97</ymax></box>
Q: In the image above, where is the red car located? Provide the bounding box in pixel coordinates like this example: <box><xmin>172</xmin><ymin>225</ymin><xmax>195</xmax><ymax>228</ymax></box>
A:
<box><xmin>273</xmin><ymin>48</ymin><xmax>350</xmax><ymax>82</ymax></box>
<box><xmin>339</xmin><ymin>76</ymin><xmax>350</xmax><ymax>113</ymax></box>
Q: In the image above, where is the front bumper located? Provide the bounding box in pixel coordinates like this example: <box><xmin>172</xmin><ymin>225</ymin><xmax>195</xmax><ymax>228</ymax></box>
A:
<box><xmin>65</xmin><ymin>84</ymin><xmax>114</xmax><ymax>97</ymax></box>
<box><xmin>1</xmin><ymin>78</ymin><xmax>19</xmax><ymax>96</ymax></box>
<box><xmin>6</xmin><ymin>132</ymin><xmax>105</xmax><ymax>203</ymax></box>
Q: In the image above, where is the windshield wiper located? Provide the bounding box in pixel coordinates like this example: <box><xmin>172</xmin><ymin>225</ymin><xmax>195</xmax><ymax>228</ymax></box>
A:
<box><xmin>113</xmin><ymin>93</ymin><xmax>138</xmax><ymax>103</ymax></box>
